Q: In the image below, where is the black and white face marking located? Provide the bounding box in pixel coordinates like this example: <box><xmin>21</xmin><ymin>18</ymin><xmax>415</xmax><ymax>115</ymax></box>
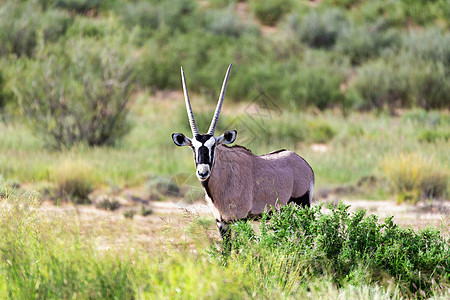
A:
<box><xmin>190</xmin><ymin>134</ymin><xmax>216</xmax><ymax>181</ymax></box>
<box><xmin>172</xmin><ymin>130</ymin><xmax>237</xmax><ymax>182</ymax></box>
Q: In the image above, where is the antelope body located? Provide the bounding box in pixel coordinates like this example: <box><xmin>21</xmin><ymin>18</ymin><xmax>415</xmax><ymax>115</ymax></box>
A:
<box><xmin>172</xmin><ymin>64</ymin><xmax>314</xmax><ymax>238</ymax></box>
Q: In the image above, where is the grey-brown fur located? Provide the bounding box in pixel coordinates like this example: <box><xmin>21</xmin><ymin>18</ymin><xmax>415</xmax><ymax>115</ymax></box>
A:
<box><xmin>204</xmin><ymin>145</ymin><xmax>314</xmax><ymax>224</ymax></box>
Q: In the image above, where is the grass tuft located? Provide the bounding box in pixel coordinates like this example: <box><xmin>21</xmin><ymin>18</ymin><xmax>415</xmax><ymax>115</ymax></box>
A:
<box><xmin>381</xmin><ymin>153</ymin><xmax>448</xmax><ymax>203</ymax></box>
<box><xmin>52</xmin><ymin>159</ymin><xmax>96</xmax><ymax>204</ymax></box>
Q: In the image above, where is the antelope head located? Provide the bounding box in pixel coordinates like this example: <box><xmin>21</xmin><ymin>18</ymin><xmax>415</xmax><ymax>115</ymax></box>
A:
<box><xmin>172</xmin><ymin>64</ymin><xmax>237</xmax><ymax>182</ymax></box>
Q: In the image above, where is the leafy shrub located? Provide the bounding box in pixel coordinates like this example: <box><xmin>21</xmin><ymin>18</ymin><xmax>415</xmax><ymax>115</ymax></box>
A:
<box><xmin>284</xmin><ymin>63</ymin><xmax>345</xmax><ymax>110</ymax></box>
<box><xmin>214</xmin><ymin>204</ymin><xmax>450</xmax><ymax>298</ymax></box>
<box><xmin>54</xmin><ymin>0</ymin><xmax>104</xmax><ymax>14</ymax></box>
<box><xmin>306</xmin><ymin>120</ymin><xmax>336</xmax><ymax>143</ymax></box>
<box><xmin>357</xmin><ymin>1</ymin><xmax>407</xmax><ymax>26</ymax></box>
<box><xmin>41</xmin><ymin>9</ymin><xmax>74</xmax><ymax>42</ymax></box>
<box><xmin>324</xmin><ymin>0</ymin><xmax>363</xmax><ymax>8</ymax></box>
<box><xmin>348</xmin><ymin>58</ymin><xmax>410</xmax><ymax>111</ymax></box>
<box><xmin>295</xmin><ymin>8</ymin><xmax>349</xmax><ymax>49</ymax></box>
<box><xmin>407</xmin><ymin>60</ymin><xmax>450</xmax><ymax>110</ymax></box>
<box><xmin>0</xmin><ymin>2</ymin><xmax>40</xmax><ymax>57</ymax></box>
<box><xmin>135</xmin><ymin>31</ymin><xmax>240</xmax><ymax>93</ymax></box>
<box><xmin>52</xmin><ymin>159</ymin><xmax>95</xmax><ymax>203</ymax></box>
<box><xmin>119</xmin><ymin>1</ymin><xmax>160</xmax><ymax>36</ymax></box>
<box><xmin>14</xmin><ymin>39</ymin><xmax>135</xmax><ymax>148</ymax></box>
<box><xmin>205</xmin><ymin>5</ymin><xmax>257</xmax><ymax>38</ymax></box>
<box><xmin>381</xmin><ymin>153</ymin><xmax>448</xmax><ymax>202</ymax></box>
<box><xmin>249</xmin><ymin>0</ymin><xmax>292</xmax><ymax>26</ymax></box>
<box><xmin>400</xmin><ymin>0</ymin><xmax>449</xmax><ymax>25</ymax></box>
<box><xmin>336</xmin><ymin>21</ymin><xmax>400</xmax><ymax>65</ymax></box>
<box><xmin>401</xmin><ymin>28</ymin><xmax>450</xmax><ymax>66</ymax></box>
<box><xmin>119</xmin><ymin>0</ymin><xmax>198</xmax><ymax>37</ymax></box>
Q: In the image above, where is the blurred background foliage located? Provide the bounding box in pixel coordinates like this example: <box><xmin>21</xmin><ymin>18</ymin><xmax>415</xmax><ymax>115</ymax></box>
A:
<box><xmin>1</xmin><ymin>0</ymin><xmax>448</xmax><ymax>118</ymax></box>
<box><xmin>0</xmin><ymin>0</ymin><xmax>448</xmax><ymax>199</ymax></box>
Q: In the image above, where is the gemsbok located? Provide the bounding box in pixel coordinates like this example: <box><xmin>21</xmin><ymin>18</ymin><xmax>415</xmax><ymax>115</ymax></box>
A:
<box><xmin>172</xmin><ymin>64</ymin><xmax>315</xmax><ymax>239</ymax></box>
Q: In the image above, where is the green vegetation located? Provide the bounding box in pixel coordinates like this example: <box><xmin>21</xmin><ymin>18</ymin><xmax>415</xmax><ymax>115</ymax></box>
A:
<box><xmin>217</xmin><ymin>204</ymin><xmax>450</xmax><ymax>298</ymax></box>
<box><xmin>0</xmin><ymin>189</ymin><xmax>448</xmax><ymax>298</ymax></box>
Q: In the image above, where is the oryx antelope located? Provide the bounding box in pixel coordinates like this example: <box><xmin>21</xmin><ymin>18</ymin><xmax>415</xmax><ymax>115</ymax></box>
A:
<box><xmin>172</xmin><ymin>64</ymin><xmax>315</xmax><ymax>239</ymax></box>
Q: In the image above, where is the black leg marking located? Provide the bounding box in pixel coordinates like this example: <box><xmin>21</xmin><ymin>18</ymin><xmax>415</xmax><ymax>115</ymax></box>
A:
<box><xmin>288</xmin><ymin>191</ymin><xmax>311</xmax><ymax>207</ymax></box>
<box><xmin>216</xmin><ymin>220</ymin><xmax>231</xmax><ymax>240</ymax></box>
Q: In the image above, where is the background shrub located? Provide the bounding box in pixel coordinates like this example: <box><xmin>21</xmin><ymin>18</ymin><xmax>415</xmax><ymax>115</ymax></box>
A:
<box><xmin>13</xmin><ymin>39</ymin><xmax>135</xmax><ymax>148</ymax></box>
<box><xmin>401</xmin><ymin>28</ymin><xmax>450</xmax><ymax>66</ymax></box>
<box><xmin>52</xmin><ymin>159</ymin><xmax>95</xmax><ymax>203</ymax></box>
<box><xmin>306</xmin><ymin>120</ymin><xmax>336</xmax><ymax>143</ymax></box>
<box><xmin>407</xmin><ymin>60</ymin><xmax>450</xmax><ymax>110</ymax></box>
<box><xmin>41</xmin><ymin>8</ymin><xmax>74</xmax><ymax>42</ymax></box>
<box><xmin>205</xmin><ymin>5</ymin><xmax>257</xmax><ymax>38</ymax></box>
<box><xmin>381</xmin><ymin>153</ymin><xmax>448</xmax><ymax>202</ymax></box>
<box><xmin>249</xmin><ymin>0</ymin><xmax>292</xmax><ymax>26</ymax></box>
<box><xmin>0</xmin><ymin>2</ymin><xmax>40</xmax><ymax>58</ymax></box>
<box><xmin>336</xmin><ymin>20</ymin><xmax>400</xmax><ymax>65</ymax></box>
<box><xmin>348</xmin><ymin>58</ymin><xmax>410</xmax><ymax>111</ymax></box>
<box><xmin>53</xmin><ymin>0</ymin><xmax>104</xmax><ymax>14</ymax></box>
<box><xmin>295</xmin><ymin>8</ymin><xmax>348</xmax><ymax>49</ymax></box>
<box><xmin>284</xmin><ymin>62</ymin><xmax>346</xmax><ymax>110</ymax></box>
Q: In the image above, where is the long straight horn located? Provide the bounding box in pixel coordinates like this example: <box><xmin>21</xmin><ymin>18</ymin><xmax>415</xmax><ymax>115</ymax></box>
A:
<box><xmin>181</xmin><ymin>66</ymin><xmax>199</xmax><ymax>136</ymax></box>
<box><xmin>207</xmin><ymin>63</ymin><xmax>232</xmax><ymax>135</ymax></box>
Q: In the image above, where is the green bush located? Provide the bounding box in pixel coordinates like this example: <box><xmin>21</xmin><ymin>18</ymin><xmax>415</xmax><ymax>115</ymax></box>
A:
<box><xmin>284</xmin><ymin>63</ymin><xmax>345</xmax><ymax>110</ymax></box>
<box><xmin>249</xmin><ymin>0</ymin><xmax>292</xmax><ymax>26</ymax></box>
<box><xmin>306</xmin><ymin>120</ymin><xmax>336</xmax><ymax>143</ymax></box>
<box><xmin>408</xmin><ymin>60</ymin><xmax>450</xmax><ymax>110</ymax></box>
<box><xmin>119</xmin><ymin>1</ymin><xmax>161</xmax><ymax>36</ymax></box>
<box><xmin>205</xmin><ymin>5</ymin><xmax>258</xmax><ymax>38</ymax></box>
<box><xmin>401</xmin><ymin>28</ymin><xmax>450</xmax><ymax>66</ymax></box>
<box><xmin>324</xmin><ymin>0</ymin><xmax>363</xmax><ymax>8</ymax></box>
<box><xmin>13</xmin><ymin>39</ymin><xmax>135</xmax><ymax>148</ymax></box>
<box><xmin>0</xmin><ymin>2</ymin><xmax>40</xmax><ymax>57</ymax></box>
<box><xmin>214</xmin><ymin>204</ymin><xmax>450</xmax><ymax>298</ymax></box>
<box><xmin>135</xmin><ymin>31</ymin><xmax>239</xmax><ymax>93</ymax></box>
<box><xmin>400</xmin><ymin>0</ymin><xmax>449</xmax><ymax>25</ymax></box>
<box><xmin>54</xmin><ymin>0</ymin><xmax>104</xmax><ymax>14</ymax></box>
<box><xmin>336</xmin><ymin>21</ymin><xmax>400</xmax><ymax>65</ymax></box>
<box><xmin>348</xmin><ymin>58</ymin><xmax>410</xmax><ymax>111</ymax></box>
<box><xmin>296</xmin><ymin>8</ymin><xmax>349</xmax><ymax>49</ymax></box>
<box><xmin>120</xmin><ymin>0</ymin><xmax>198</xmax><ymax>37</ymax></box>
<box><xmin>357</xmin><ymin>1</ymin><xmax>407</xmax><ymax>26</ymax></box>
<box><xmin>41</xmin><ymin>8</ymin><xmax>74</xmax><ymax>42</ymax></box>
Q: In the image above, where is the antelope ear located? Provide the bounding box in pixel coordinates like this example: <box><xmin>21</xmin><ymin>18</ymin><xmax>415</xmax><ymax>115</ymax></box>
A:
<box><xmin>172</xmin><ymin>133</ymin><xmax>192</xmax><ymax>147</ymax></box>
<box><xmin>216</xmin><ymin>130</ymin><xmax>237</xmax><ymax>145</ymax></box>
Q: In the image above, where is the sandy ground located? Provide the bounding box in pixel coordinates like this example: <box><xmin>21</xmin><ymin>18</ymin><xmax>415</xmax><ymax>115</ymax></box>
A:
<box><xmin>37</xmin><ymin>196</ymin><xmax>450</xmax><ymax>252</ymax></box>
